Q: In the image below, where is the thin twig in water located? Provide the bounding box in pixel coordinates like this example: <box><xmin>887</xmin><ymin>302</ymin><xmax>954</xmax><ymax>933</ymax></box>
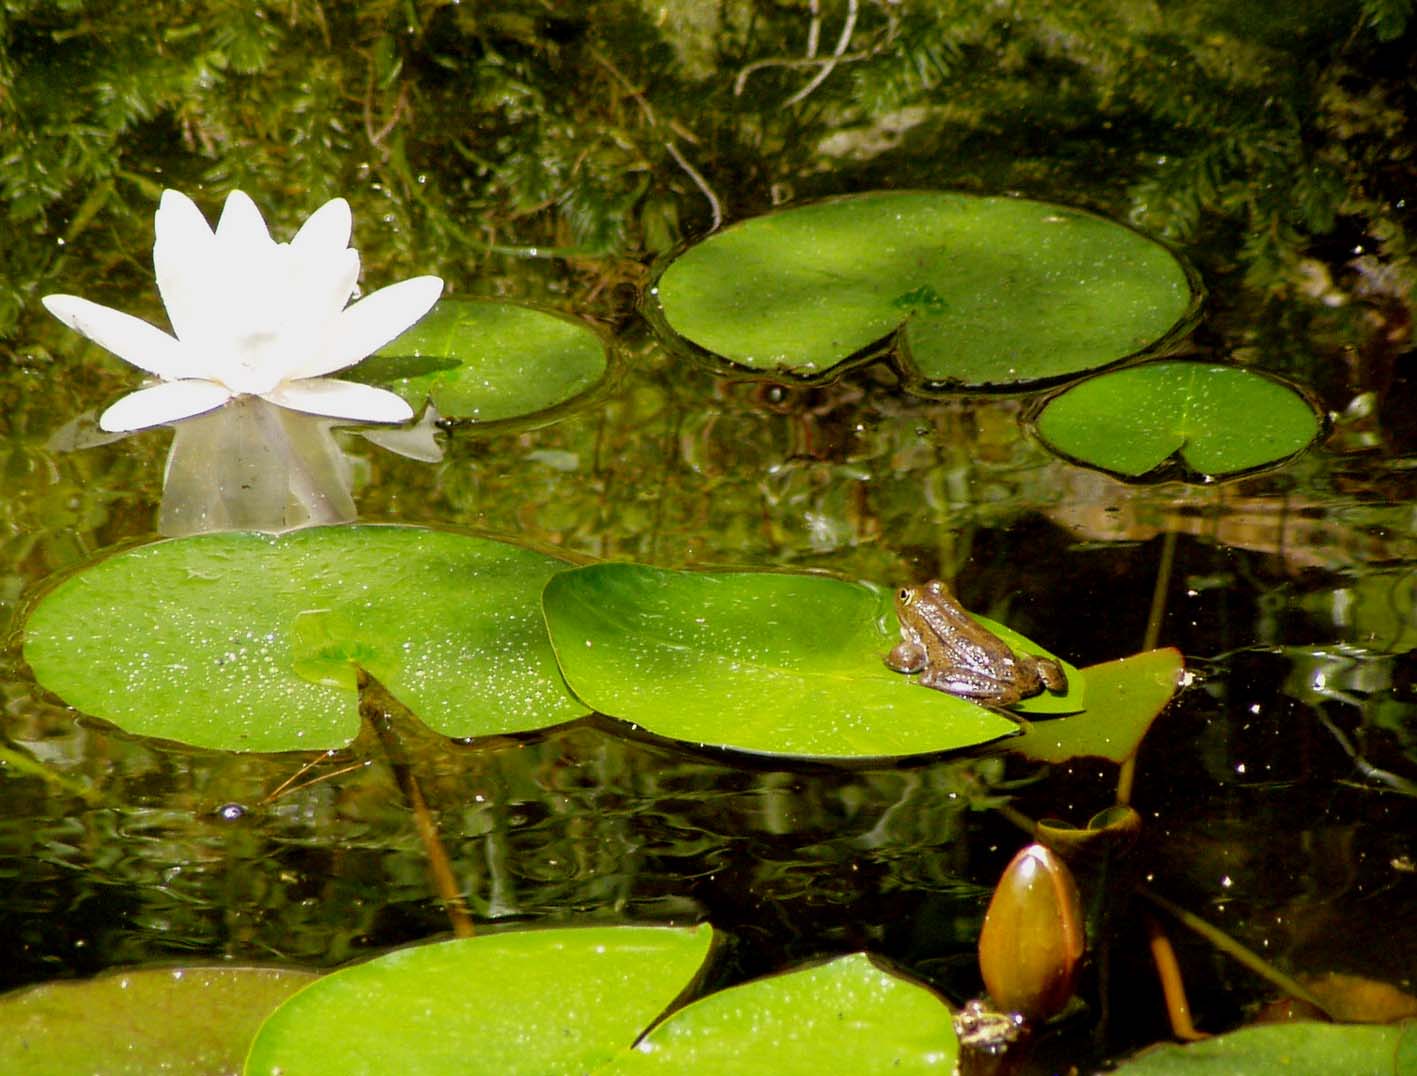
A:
<box><xmin>665</xmin><ymin>141</ymin><xmax>722</xmax><ymax>232</ymax></box>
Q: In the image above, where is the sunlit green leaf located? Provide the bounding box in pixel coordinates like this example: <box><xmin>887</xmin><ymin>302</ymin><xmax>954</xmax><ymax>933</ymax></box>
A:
<box><xmin>353</xmin><ymin>299</ymin><xmax>609</xmax><ymax>424</ymax></box>
<box><xmin>246</xmin><ymin>926</ymin><xmax>714</xmax><ymax>1076</ymax></box>
<box><xmin>651</xmin><ymin>191</ymin><xmax>1196</xmax><ymax>389</ymax></box>
<box><xmin>1006</xmin><ymin>649</ymin><xmax>1183</xmax><ymax>763</ymax></box>
<box><xmin>605</xmin><ymin>953</ymin><xmax>958</xmax><ymax>1074</ymax></box>
<box><xmin>0</xmin><ymin>966</ymin><xmax>316</xmax><ymax>1076</ymax></box>
<box><xmin>1033</xmin><ymin>360</ymin><xmax>1321</xmax><ymax>478</ymax></box>
<box><xmin>542</xmin><ymin>564</ymin><xmax>1083</xmax><ymax>759</ymax></box>
<box><xmin>23</xmin><ymin>526</ymin><xmax>587</xmax><ymax>752</ymax></box>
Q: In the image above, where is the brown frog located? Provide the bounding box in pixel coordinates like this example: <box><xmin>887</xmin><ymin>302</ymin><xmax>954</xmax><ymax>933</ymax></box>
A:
<box><xmin>885</xmin><ymin>580</ymin><xmax>1067</xmax><ymax>706</ymax></box>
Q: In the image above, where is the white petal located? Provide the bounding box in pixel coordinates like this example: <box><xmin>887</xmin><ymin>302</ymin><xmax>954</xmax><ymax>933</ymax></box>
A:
<box><xmin>154</xmin><ymin>190</ymin><xmax>218</xmax><ymax>343</ymax></box>
<box><xmin>291</xmin><ymin>197</ymin><xmax>352</xmax><ymax>255</ymax></box>
<box><xmin>99</xmin><ymin>379</ymin><xmax>233</xmax><ymax>431</ymax></box>
<box><xmin>296</xmin><ymin>275</ymin><xmax>443</xmax><ymax>379</ymax></box>
<box><xmin>42</xmin><ymin>294</ymin><xmax>192</xmax><ymax>379</ymax></box>
<box><xmin>263</xmin><ymin>378</ymin><xmax>414</xmax><ymax>423</ymax></box>
<box><xmin>215</xmin><ymin>190</ymin><xmax>273</xmax><ymax>247</ymax></box>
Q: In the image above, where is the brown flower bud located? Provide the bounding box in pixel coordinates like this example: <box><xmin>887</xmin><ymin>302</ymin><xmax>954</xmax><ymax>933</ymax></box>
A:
<box><xmin>978</xmin><ymin>842</ymin><xmax>1084</xmax><ymax>1021</ymax></box>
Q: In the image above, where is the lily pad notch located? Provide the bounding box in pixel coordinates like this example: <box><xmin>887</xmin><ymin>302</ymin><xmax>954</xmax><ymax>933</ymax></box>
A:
<box><xmin>1031</xmin><ymin>359</ymin><xmax>1324</xmax><ymax>480</ymax></box>
<box><xmin>647</xmin><ymin>190</ymin><xmax>1202</xmax><ymax>393</ymax></box>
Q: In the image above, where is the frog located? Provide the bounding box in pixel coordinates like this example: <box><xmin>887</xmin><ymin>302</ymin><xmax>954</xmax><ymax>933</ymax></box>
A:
<box><xmin>885</xmin><ymin>579</ymin><xmax>1067</xmax><ymax>706</ymax></box>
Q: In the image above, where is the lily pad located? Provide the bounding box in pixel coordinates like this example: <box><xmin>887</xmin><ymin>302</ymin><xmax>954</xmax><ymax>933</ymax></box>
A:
<box><xmin>541</xmin><ymin>564</ymin><xmax>1084</xmax><ymax>759</ymax></box>
<box><xmin>649</xmin><ymin>191</ymin><xmax>1197</xmax><ymax>390</ymax></box>
<box><xmin>246</xmin><ymin>925</ymin><xmax>714</xmax><ymax>1076</ymax></box>
<box><xmin>351</xmin><ymin>299</ymin><xmax>610</xmax><ymax>425</ymax></box>
<box><xmin>1033</xmin><ymin>360</ymin><xmax>1322</xmax><ymax>478</ymax></box>
<box><xmin>1110</xmin><ymin>1020</ymin><xmax>1415</xmax><ymax>1075</ymax></box>
<box><xmin>22</xmin><ymin>525</ymin><xmax>587</xmax><ymax>753</ymax></box>
<box><xmin>606</xmin><ymin>953</ymin><xmax>957</xmax><ymax>1074</ymax></box>
<box><xmin>1006</xmin><ymin>648</ymin><xmax>1184</xmax><ymax>764</ymax></box>
<box><xmin>0</xmin><ymin>965</ymin><xmax>317</xmax><ymax>1076</ymax></box>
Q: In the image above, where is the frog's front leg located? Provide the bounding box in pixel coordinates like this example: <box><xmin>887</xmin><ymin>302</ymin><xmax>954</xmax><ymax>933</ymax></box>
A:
<box><xmin>916</xmin><ymin>668</ymin><xmax>1022</xmax><ymax>707</ymax></box>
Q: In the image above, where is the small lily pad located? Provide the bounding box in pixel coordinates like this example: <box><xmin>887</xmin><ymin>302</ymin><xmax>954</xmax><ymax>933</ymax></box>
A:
<box><xmin>606</xmin><ymin>953</ymin><xmax>958</xmax><ymax>1074</ymax></box>
<box><xmin>541</xmin><ymin>564</ymin><xmax>1084</xmax><ymax>759</ymax></box>
<box><xmin>1007</xmin><ymin>648</ymin><xmax>1184</xmax><ymax>764</ymax></box>
<box><xmin>1109</xmin><ymin>1020</ymin><xmax>1413</xmax><ymax>1075</ymax></box>
<box><xmin>0</xmin><ymin>965</ymin><xmax>317</xmax><ymax>1076</ymax></box>
<box><xmin>246</xmin><ymin>925</ymin><xmax>714</xmax><ymax>1076</ymax></box>
<box><xmin>649</xmin><ymin>191</ymin><xmax>1197</xmax><ymax>390</ymax></box>
<box><xmin>352</xmin><ymin>299</ymin><xmax>610</xmax><ymax>424</ymax></box>
<box><xmin>1033</xmin><ymin>360</ymin><xmax>1322</xmax><ymax>478</ymax></box>
<box><xmin>22</xmin><ymin>525</ymin><xmax>587</xmax><ymax>752</ymax></box>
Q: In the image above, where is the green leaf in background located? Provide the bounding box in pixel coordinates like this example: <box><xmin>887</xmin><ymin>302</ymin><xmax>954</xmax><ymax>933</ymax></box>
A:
<box><xmin>1033</xmin><ymin>360</ymin><xmax>1321</xmax><ymax>478</ymax></box>
<box><xmin>1006</xmin><ymin>648</ymin><xmax>1184</xmax><ymax>764</ymax></box>
<box><xmin>23</xmin><ymin>526</ymin><xmax>587</xmax><ymax>752</ymax></box>
<box><xmin>351</xmin><ymin>299</ymin><xmax>609</xmax><ymax>425</ymax></box>
<box><xmin>604</xmin><ymin>953</ymin><xmax>957</xmax><ymax>1074</ymax></box>
<box><xmin>541</xmin><ymin>564</ymin><xmax>1083</xmax><ymax>759</ymax></box>
<box><xmin>0</xmin><ymin>966</ymin><xmax>317</xmax><ymax>1076</ymax></box>
<box><xmin>1108</xmin><ymin>1020</ymin><xmax>1414</xmax><ymax>1076</ymax></box>
<box><xmin>245</xmin><ymin>925</ymin><xmax>714</xmax><ymax>1076</ymax></box>
<box><xmin>650</xmin><ymin>191</ymin><xmax>1196</xmax><ymax>390</ymax></box>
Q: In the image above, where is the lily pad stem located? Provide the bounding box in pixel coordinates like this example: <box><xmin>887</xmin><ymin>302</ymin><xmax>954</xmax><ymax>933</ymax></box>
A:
<box><xmin>358</xmin><ymin>670</ymin><xmax>475</xmax><ymax>939</ymax></box>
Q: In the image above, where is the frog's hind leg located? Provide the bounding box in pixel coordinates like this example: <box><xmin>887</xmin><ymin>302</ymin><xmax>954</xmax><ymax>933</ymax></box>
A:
<box><xmin>916</xmin><ymin>669</ymin><xmax>1021</xmax><ymax>707</ymax></box>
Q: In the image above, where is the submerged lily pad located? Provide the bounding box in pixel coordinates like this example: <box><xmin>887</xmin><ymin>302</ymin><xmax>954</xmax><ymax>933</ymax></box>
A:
<box><xmin>607</xmin><ymin>953</ymin><xmax>957</xmax><ymax>1074</ymax></box>
<box><xmin>649</xmin><ymin>190</ymin><xmax>1197</xmax><ymax>390</ymax></box>
<box><xmin>23</xmin><ymin>526</ymin><xmax>587</xmax><ymax>752</ymax></box>
<box><xmin>351</xmin><ymin>299</ymin><xmax>610</xmax><ymax>424</ymax></box>
<box><xmin>541</xmin><ymin>564</ymin><xmax>1083</xmax><ymax>759</ymax></box>
<box><xmin>0</xmin><ymin>965</ymin><xmax>317</xmax><ymax>1076</ymax></box>
<box><xmin>246</xmin><ymin>925</ymin><xmax>714</xmax><ymax>1076</ymax></box>
<box><xmin>1033</xmin><ymin>360</ymin><xmax>1321</xmax><ymax>478</ymax></box>
<box><xmin>1110</xmin><ymin>1020</ymin><xmax>1414</xmax><ymax>1075</ymax></box>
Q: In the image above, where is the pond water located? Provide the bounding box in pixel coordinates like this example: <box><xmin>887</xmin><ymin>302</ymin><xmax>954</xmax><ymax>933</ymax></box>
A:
<box><xmin>2</xmin><ymin>3</ymin><xmax>1415</xmax><ymax>1071</ymax></box>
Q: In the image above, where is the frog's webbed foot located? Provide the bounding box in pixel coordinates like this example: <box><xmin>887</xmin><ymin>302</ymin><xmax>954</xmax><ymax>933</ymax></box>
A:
<box><xmin>1036</xmin><ymin>657</ymin><xmax>1068</xmax><ymax>693</ymax></box>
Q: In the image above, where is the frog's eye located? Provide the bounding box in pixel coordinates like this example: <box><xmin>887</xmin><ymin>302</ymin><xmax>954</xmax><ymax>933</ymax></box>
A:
<box><xmin>897</xmin><ymin>587</ymin><xmax>912</xmax><ymax>603</ymax></box>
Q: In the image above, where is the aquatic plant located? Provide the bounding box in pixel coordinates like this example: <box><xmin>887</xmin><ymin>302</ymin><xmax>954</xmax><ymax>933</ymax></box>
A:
<box><xmin>41</xmin><ymin>189</ymin><xmax>443</xmax><ymax>533</ymax></box>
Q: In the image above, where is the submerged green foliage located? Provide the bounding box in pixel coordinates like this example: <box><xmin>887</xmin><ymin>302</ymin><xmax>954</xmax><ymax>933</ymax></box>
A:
<box><xmin>2</xmin><ymin>0</ymin><xmax>1411</xmax><ymax>347</ymax></box>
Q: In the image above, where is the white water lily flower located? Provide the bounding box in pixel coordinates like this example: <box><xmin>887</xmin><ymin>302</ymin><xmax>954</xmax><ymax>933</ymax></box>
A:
<box><xmin>42</xmin><ymin>189</ymin><xmax>442</xmax><ymax>432</ymax></box>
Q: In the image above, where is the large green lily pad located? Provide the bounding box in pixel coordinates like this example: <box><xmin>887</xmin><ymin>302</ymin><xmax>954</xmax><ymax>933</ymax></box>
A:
<box><xmin>247</xmin><ymin>927</ymin><xmax>959</xmax><ymax>1076</ymax></box>
<box><xmin>246</xmin><ymin>925</ymin><xmax>714</xmax><ymax>1076</ymax></box>
<box><xmin>541</xmin><ymin>564</ymin><xmax>1084</xmax><ymax>759</ymax></box>
<box><xmin>22</xmin><ymin>525</ymin><xmax>587</xmax><ymax>752</ymax></box>
<box><xmin>606</xmin><ymin>953</ymin><xmax>957</xmax><ymax>1074</ymax></box>
<box><xmin>1110</xmin><ymin>1020</ymin><xmax>1415</xmax><ymax>1075</ymax></box>
<box><xmin>0</xmin><ymin>965</ymin><xmax>317</xmax><ymax>1076</ymax></box>
<box><xmin>351</xmin><ymin>299</ymin><xmax>610</xmax><ymax>425</ymax></box>
<box><xmin>1033</xmin><ymin>360</ymin><xmax>1321</xmax><ymax>478</ymax></box>
<box><xmin>649</xmin><ymin>190</ymin><xmax>1197</xmax><ymax>390</ymax></box>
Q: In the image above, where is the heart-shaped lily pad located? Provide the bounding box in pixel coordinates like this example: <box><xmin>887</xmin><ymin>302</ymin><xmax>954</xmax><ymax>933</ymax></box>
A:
<box><xmin>351</xmin><ymin>299</ymin><xmax>610</xmax><ymax>425</ymax></box>
<box><xmin>0</xmin><ymin>966</ymin><xmax>317</xmax><ymax>1076</ymax></box>
<box><xmin>541</xmin><ymin>564</ymin><xmax>1084</xmax><ymax>759</ymax></box>
<box><xmin>649</xmin><ymin>190</ymin><xmax>1198</xmax><ymax>390</ymax></box>
<box><xmin>1033</xmin><ymin>360</ymin><xmax>1322</xmax><ymax>478</ymax></box>
<box><xmin>22</xmin><ymin>525</ymin><xmax>587</xmax><ymax>752</ymax></box>
<box><xmin>606</xmin><ymin>953</ymin><xmax>957</xmax><ymax>1074</ymax></box>
<box><xmin>247</xmin><ymin>926</ymin><xmax>959</xmax><ymax>1076</ymax></box>
<box><xmin>246</xmin><ymin>925</ymin><xmax>714</xmax><ymax>1076</ymax></box>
